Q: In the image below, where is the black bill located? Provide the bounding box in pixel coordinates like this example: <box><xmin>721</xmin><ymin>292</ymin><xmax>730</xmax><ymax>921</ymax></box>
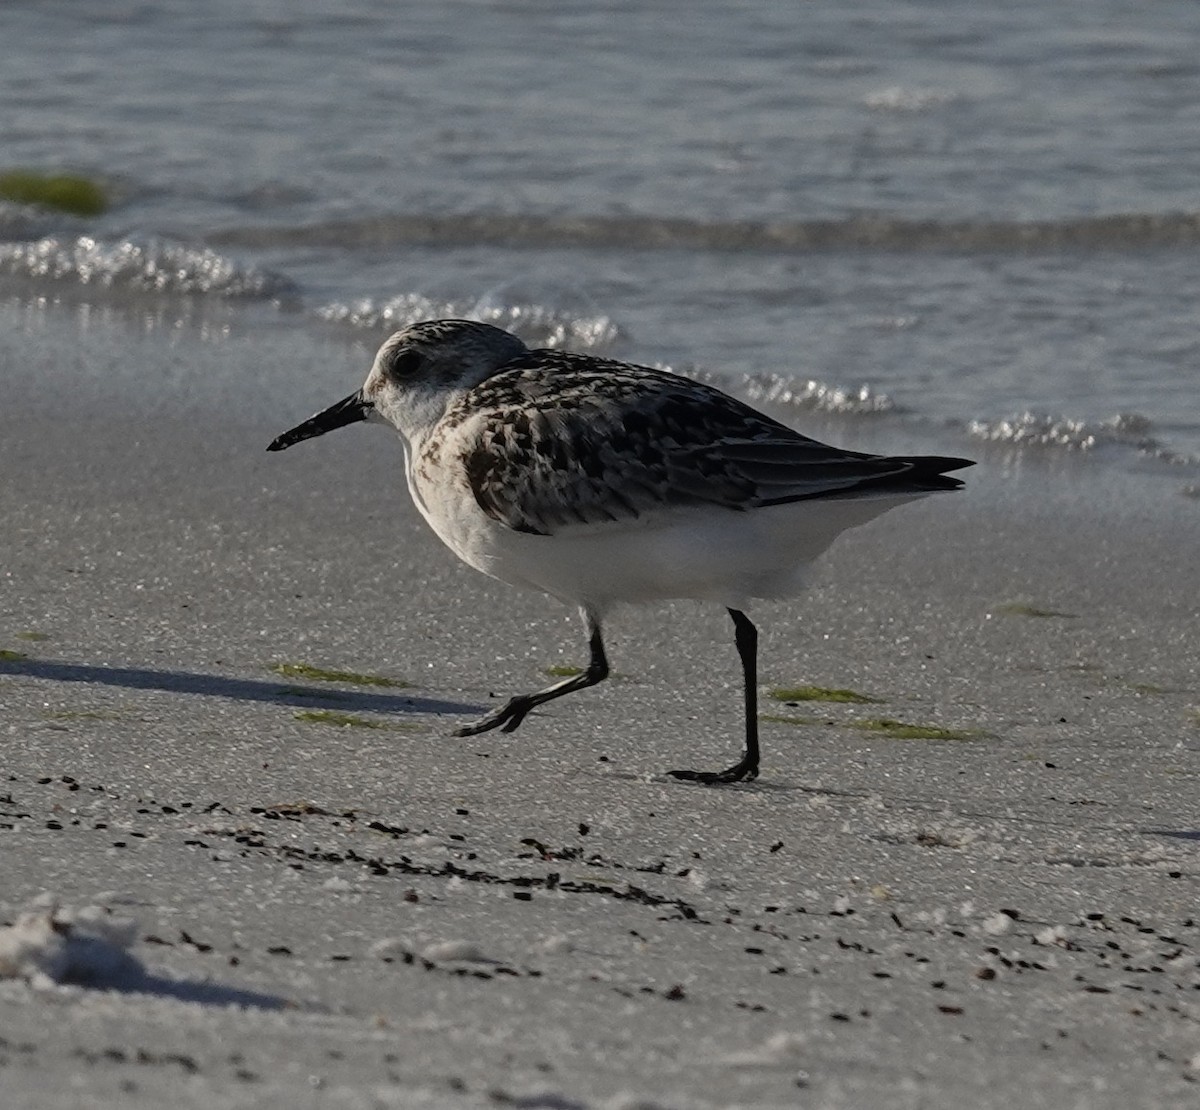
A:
<box><xmin>266</xmin><ymin>391</ymin><xmax>372</xmax><ymax>452</ymax></box>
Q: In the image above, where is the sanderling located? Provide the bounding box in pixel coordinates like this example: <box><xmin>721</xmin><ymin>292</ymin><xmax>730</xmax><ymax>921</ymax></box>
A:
<box><xmin>268</xmin><ymin>319</ymin><xmax>972</xmax><ymax>784</ymax></box>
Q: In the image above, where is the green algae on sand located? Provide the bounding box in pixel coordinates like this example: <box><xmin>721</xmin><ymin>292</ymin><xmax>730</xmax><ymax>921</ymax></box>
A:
<box><xmin>270</xmin><ymin>662</ymin><xmax>411</xmax><ymax>688</ymax></box>
<box><xmin>768</xmin><ymin>685</ymin><xmax>882</xmax><ymax>705</ymax></box>
<box><xmin>42</xmin><ymin>709</ymin><xmax>130</xmax><ymax>722</ymax></box>
<box><xmin>850</xmin><ymin>717</ymin><xmax>982</xmax><ymax>741</ymax></box>
<box><xmin>544</xmin><ymin>664</ymin><xmax>584</xmax><ymax>677</ymax></box>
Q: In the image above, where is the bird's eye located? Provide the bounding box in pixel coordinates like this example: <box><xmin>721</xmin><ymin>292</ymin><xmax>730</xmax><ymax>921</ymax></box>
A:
<box><xmin>389</xmin><ymin>349</ymin><xmax>422</xmax><ymax>378</ymax></box>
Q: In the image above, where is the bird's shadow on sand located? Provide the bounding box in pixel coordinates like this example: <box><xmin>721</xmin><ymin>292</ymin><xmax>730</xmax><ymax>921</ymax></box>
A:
<box><xmin>0</xmin><ymin>656</ymin><xmax>477</xmax><ymax>718</ymax></box>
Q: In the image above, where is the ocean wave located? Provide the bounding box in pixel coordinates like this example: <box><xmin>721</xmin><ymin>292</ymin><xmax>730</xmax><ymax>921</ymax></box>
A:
<box><xmin>966</xmin><ymin>411</ymin><xmax>1175</xmax><ymax>455</ymax></box>
<box><xmin>673</xmin><ymin>365</ymin><xmax>894</xmax><ymax>417</ymax></box>
<box><xmin>735</xmin><ymin>371</ymin><xmax>896</xmax><ymax>415</ymax></box>
<box><xmin>211</xmin><ymin>210</ymin><xmax>1200</xmax><ymax>254</ymax></box>
<box><xmin>315</xmin><ymin>292</ymin><xmax>620</xmax><ymax>350</ymax></box>
<box><xmin>0</xmin><ymin>236</ymin><xmax>296</xmax><ymax>299</ymax></box>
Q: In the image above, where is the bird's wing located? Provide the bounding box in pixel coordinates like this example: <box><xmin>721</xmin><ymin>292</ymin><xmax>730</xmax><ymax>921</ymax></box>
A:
<box><xmin>448</xmin><ymin>351</ymin><xmax>965</xmax><ymax>536</ymax></box>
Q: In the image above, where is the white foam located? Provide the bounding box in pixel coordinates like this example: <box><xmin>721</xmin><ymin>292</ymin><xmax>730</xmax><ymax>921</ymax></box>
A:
<box><xmin>316</xmin><ymin>292</ymin><xmax>619</xmax><ymax>351</ymax></box>
<box><xmin>0</xmin><ymin>235</ymin><xmax>294</xmax><ymax>298</ymax></box>
<box><xmin>967</xmin><ymin>410</ymin><xmax>1161</xmax><ymax>454</ymax></box>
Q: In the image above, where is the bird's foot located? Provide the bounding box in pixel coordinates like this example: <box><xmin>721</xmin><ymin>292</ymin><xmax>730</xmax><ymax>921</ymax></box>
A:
<box><xmin>452</xmin><ymin>696</ymin><xmax>533</xmax><ymax>737</ymax></box>
<box><xmin>669</xmin><ymin>759</ymin><xmax>759</xmax><ymax>785</ymax></box>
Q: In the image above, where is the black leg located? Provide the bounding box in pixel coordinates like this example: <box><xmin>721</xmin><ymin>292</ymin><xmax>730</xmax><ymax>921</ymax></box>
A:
<box><xmin>670</xmin><ymin>608</ymin><xmax>760</xmax><ymax>784</ymax></box>
<box><xmin>454</xmin><ymin>609</ymin><xmax>609</xmax><ymax>737</ymax></box>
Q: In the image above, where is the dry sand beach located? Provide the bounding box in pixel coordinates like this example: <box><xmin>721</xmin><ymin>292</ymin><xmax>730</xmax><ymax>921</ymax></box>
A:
<box><xmin>3</xmin><ymin>303</ymin><xmax>1200</xmax><ymax>1108</ymax></box>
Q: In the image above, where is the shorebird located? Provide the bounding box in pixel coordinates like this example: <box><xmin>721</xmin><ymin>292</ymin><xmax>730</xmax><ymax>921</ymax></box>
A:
<box><xmin>269</xmin><ymin>318</ymin><xmax>972</xmax><ymax>783</ymax></box>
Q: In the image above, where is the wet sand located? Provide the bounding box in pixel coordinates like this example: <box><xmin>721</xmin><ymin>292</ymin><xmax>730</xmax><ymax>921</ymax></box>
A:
<box><xmin>2</xmin><ymin>304</ymin><xmax>1199</xmax><ymax>1108</ymax></box>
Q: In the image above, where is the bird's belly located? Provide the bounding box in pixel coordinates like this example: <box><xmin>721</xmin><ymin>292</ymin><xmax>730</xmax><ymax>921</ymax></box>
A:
<box><xmin>477</xmin><ymin>494</ymin><xmax>924</xmax><ymax>611</ymax></box>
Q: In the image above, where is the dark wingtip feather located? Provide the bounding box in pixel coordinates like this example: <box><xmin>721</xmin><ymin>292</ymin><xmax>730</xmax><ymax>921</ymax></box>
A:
<box><xmin>928</xmin><ymin>456</ymin><xmax>975</xmax><ymax>474</ymax></box>
<box><xmin>877</xmin><ymin>455</ymin><xmax>975</xmax><ymax>494</ymax></box>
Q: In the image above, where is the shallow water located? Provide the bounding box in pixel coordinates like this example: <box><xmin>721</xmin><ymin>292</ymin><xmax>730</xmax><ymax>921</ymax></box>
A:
<box><xmin>3</xmin><ymin>0</ymin><xmax>1199</xmax><ymax>475</ymax></box>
